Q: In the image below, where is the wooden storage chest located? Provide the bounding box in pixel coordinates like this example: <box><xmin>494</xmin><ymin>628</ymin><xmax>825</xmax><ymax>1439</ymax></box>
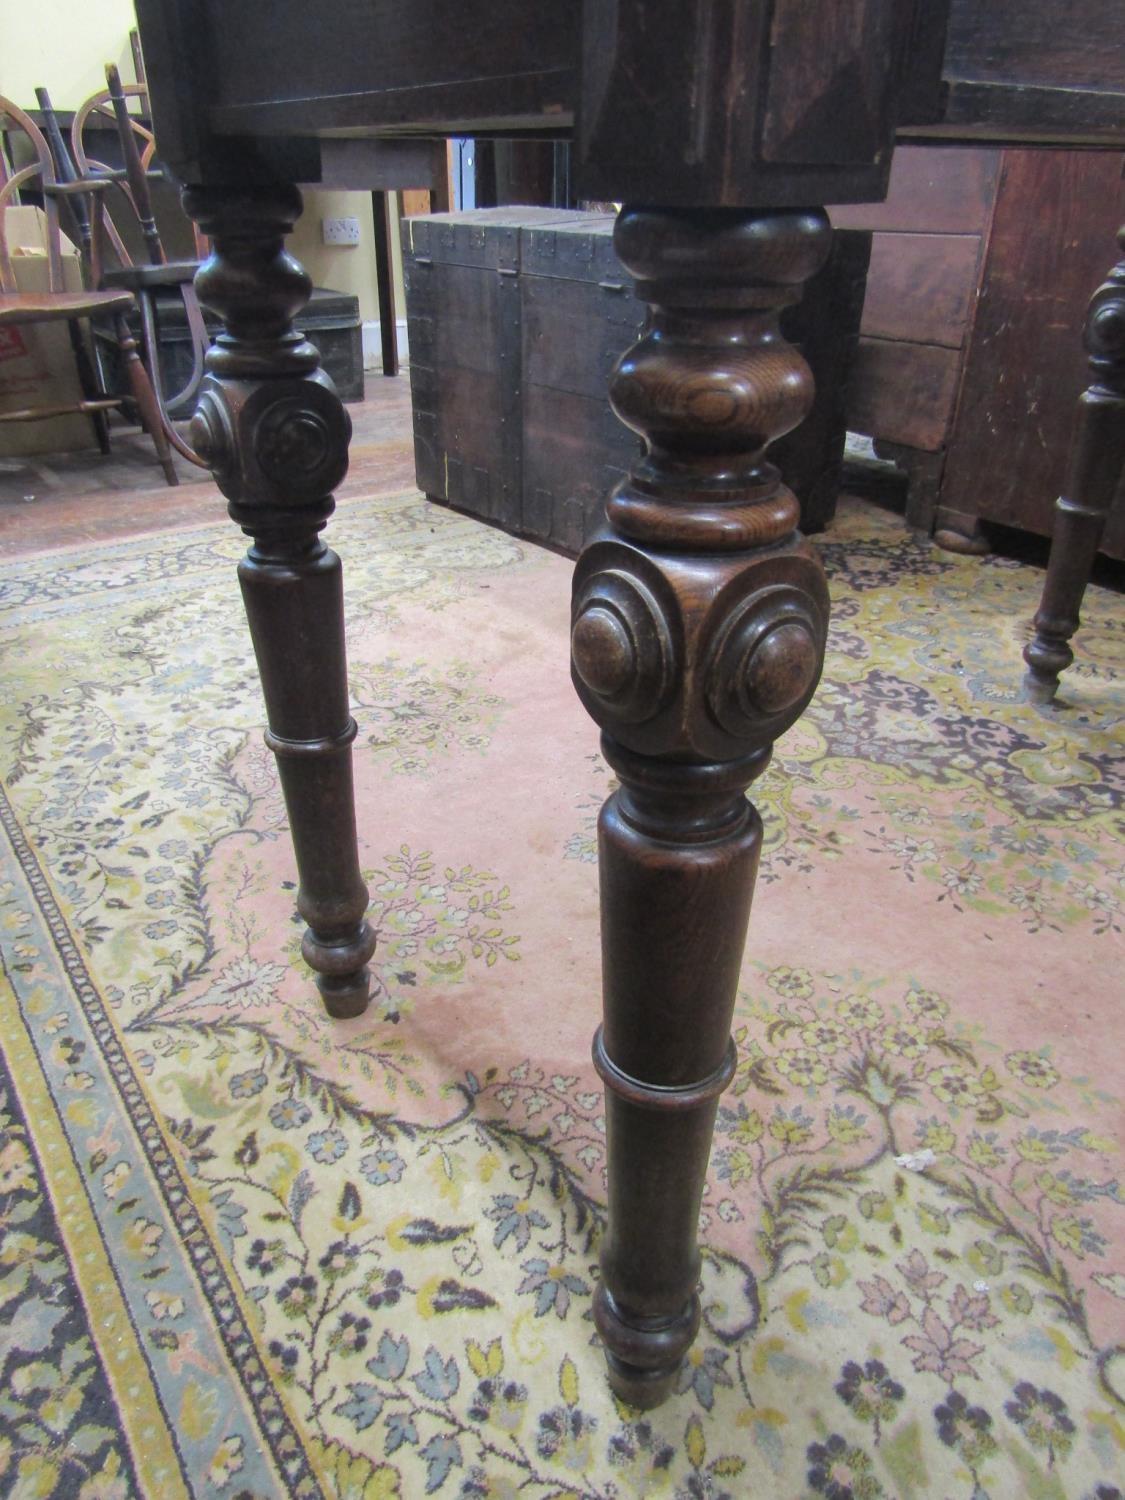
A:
<box><xmin>403</xmin><ymin>207</ymin><xmax>870</xmax><ymax>554</ymax></box>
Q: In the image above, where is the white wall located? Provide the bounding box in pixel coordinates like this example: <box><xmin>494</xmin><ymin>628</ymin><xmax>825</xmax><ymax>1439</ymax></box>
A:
<box><xmin>0</xmin><ymin>0</ymin><xmax>138</xmax><ymax>110</ymax></box>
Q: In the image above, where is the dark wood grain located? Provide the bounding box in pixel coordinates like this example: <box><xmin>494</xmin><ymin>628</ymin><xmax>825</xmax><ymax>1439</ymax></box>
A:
<box><xmin>944</xmin><ymin>0</ymin><xmax>1125</xmax><ymax>96</ymax></box>
<box><xmin>372</xmin><ymin>191</ymin><xmax>398</xmax><ymax>377</ymax></box>
<box><xmin>575</xmin><ymin>0</ymin><xmax>911</xmax><ymax>205</ymax></box>
<box><xmin>897</xmin><ymin>0</ymin><xmax>953</xmax><ymax>126</ymax></box>
<box><xmin>934</xmin><ymin>81</ymin><xmax>1125</xmax><ymax>142</ymax></box>
<box><xmin>773</xmin><ymin>229</ymin><xmax>873</xmax><ymax>531</ymax></box>
<box><xmin>858</xmin><ymin>232</ymin><xmax>980</xmax><ymax>346</ymax></box>
<box><xmin>522</xmin><ymin>386</ymin><xmax>625</xmax><ymax>553</ymax></box>
<box><xmin>939</xmin><ymin>149</ymin><xmax>1125</xmax><ymax>555</ymax></box>
<box><xmin>572</xmin><ymin>205</ymin><xmax>831</xmax><ymax>1406</ymax></box>
<box><xmin>207</xmin><ymin>0</ymin><xmax>575</xmax><ymax>141</ymax></box>
<box><xmin>405</xmin><ymin>209</ymin><xmax>869</xmax><ymax>548</ymax></box>
<box><xmin>932</xmin><ymin>0</ymin><xmax>1125</xmax><ymax>139</ymax></box>
<box><xmin>763</xmin><ymin>0</ymin><xmax>906</xmax><ymax>165</ymax></box>
<box><xmin>133</xmin><ymin>1</ymin><xmax>1123</xmax><ymax>191</ymax></box>
<box><xmin>130</xmin><ymin>0</ymin><xmax>1125</xmax><ymax>1416</ymax></box>
<box><xmin>182</xmin><ymin>183</ymin><xmax>377</xmax><ymax>1018</ymax></box>
<box><xmin>848</xmin><ymin>337</ymin><xmax>963</xmax><ymax>452</ymax></box>
<box><xmin>830</xmin><ymin>144</ymin><xmax>1000</xmax><ymax>233</ymax></box>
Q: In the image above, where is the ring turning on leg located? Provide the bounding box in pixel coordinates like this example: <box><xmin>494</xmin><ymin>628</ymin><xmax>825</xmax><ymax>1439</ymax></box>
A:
<box><xmin>571</xmin><ymin>206</ymin><xmax>832</xmax><ymax>1405</ymax></box>
<box><xmin>182</xmin><ymin>184</ymin><xmax>375</xmax><ymax>1016</ymax></box>
<box><xmin>1024</xmin><ymin>227</ymin><xmax>1125</xmax><ymax>703</ymax></box>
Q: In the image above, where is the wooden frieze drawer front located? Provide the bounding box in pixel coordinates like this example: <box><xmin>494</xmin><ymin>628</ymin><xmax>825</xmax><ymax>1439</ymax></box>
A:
<box><xmin>403</xmin><ymin>207</ymin><xmax>870</xmax><ymax>555</ymax></box>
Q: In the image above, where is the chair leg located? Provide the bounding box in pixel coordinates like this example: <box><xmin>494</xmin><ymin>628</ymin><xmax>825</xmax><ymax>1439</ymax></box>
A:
<box><xmin>136</xmin><ymin>290</ymin><xmax>169</xmax><ymax>413</ymax></box>
<box><xmin>1024</xmin><ymin>228</ymin><xmax>1125</xmax><ymax>702</ymax></box>
<box><xmin>114</xmin><ymin>311</ymin><xmax>179</xmax><ymax>486</ymax></box>
<box><xmin>67</xmin><ymin>318</ymin><xmax>111</xmax><ymax>455</ymax></box>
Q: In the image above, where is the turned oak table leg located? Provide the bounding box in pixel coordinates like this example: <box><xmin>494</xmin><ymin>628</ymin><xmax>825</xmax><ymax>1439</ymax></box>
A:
<box><xmin>571</xmin><ymin>206</ymin><xmax>831</xmax><ymax>1406</ymax></box>
<box><xmin>1024</xmin><ymin>227</ymin><xmax>1125</xmax><ymax>703</ymax></box>
<box><xmin>182</xmin><ymin>184</ymin><xmax>376</xmax><ymax>1016</ymax></box>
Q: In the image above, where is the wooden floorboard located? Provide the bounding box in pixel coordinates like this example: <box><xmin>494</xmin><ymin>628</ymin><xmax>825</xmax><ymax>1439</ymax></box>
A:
<box><xmin>0</xmin><ymin>375</ymin><xmax>417</xmax><ymax>560</ymax></box>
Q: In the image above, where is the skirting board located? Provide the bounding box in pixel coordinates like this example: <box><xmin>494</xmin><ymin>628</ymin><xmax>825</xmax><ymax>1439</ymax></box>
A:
<box><xmin>361</xmin><ymin>319</ymin><xmax>410</xmax><ymax>371</ymax></box>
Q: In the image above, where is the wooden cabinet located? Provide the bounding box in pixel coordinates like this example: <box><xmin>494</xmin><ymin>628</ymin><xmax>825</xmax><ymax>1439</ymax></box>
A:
<box><xmin>835</xmin><ymin>144</ymin><xmax>1125</xmax><ymax>559</ymax></box>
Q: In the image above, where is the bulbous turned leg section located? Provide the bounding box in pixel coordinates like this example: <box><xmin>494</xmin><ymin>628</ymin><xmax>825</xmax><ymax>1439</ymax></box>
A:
<box><xmin>183</xmin><ymin>183</ymin><xmax>376</xmax><ymax>1015</ymax></box>
<box><xmin>572</xmin><ymin>205</ymin><xmax>832</xmax><ymax>1403</ymax></box>
<box><xmin>1024</xmin><ymin>228</ymin><xmax>1125</xmax><ymax>703</ymax></box>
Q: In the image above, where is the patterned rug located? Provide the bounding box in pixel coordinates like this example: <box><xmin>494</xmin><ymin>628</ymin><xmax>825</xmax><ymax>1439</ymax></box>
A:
<box><xmin>0</xmin><ymin>490</ymin><xmax>1121</xmax><ymax>1500</ymax></box>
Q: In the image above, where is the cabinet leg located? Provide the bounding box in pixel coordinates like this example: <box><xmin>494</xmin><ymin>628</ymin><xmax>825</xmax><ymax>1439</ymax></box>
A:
<box><xmin>933</xmin><ymin>505</ymin><xmax>989</xmax><ymax>556</ymax></box>
<box><xmin>182</xmin><ymin>184</ymin><xmax>376</xmax><ymax>1016</ymax></box>
<box><xmin>1024</xmin><ymin>228</ymin><xmax>1125</xmax><ymax>703</ymax></box>
<box><xmin>572</xmin><ymin>207</ymin><xmax>832</xmax><ymax>1405</ymax></box>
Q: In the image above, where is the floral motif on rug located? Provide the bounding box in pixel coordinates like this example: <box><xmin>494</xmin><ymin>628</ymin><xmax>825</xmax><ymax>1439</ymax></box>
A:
<box><xmin>0</xmin><ymin>493</ymin><xmax>1121</xmax><ymax>1499</ymax></box>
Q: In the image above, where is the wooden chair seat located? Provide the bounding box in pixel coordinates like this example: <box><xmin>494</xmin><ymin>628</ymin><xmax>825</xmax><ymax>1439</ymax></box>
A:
<box><xmin>1</xmin><ymin>91</ymin><xmax>180</xmax><ymax>483</ymax></box>
<box><xmin>101</xmin><ymin>260</ymin><xmax>199</xmax><ymax>289</ymax></box>
<box><xmin>68</xmin><ymin>70</ymin><xmax>211</xmax><ymax>422</ymax></box>
<box><xmin>0</xmin><ymin>287</ymin><xmax>135</xmax><ymax>325</ymax></box>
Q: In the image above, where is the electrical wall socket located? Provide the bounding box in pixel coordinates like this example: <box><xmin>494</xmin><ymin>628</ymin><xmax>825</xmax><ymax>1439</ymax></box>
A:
<box><xmin>322</xmin><ymin>215</ymin><xmax>362</xmax><ymax>246</ymax></box>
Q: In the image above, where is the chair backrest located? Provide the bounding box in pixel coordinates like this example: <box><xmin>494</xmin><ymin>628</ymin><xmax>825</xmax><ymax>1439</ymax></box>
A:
<box><xmin>0</xmin><ymin>95</ymin><xmax>66</xmax><ymax>295</ymax></box>
<box><xmin>104</xmin><ymin>66</ymin><xmax>165</xmax><ymax>267</ymax></box>
<box><xmin>69</xmin><ymin>73</ymin><xmax>207</xmax><ymax>270</ymax></box>
<box><xmin>70</xmin><ymin>79</ymin><xmax>157</xmax><ymax>272</ymax></box>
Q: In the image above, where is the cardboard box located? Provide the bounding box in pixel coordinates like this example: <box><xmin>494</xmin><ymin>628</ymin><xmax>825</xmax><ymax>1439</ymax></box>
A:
<box><xmin>0</xmin><ymin>207</ymin><xmax>101</xmax><ymax>457</ymax></box>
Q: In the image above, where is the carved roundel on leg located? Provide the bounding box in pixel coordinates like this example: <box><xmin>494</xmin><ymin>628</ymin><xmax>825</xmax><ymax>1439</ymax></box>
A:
<box><xmin>705</xmin><ymin>580</ymin><xmax>828</xmax><ymax>745</ymax></box>
<box><xmin>189</xmin><ymin>384</ymin><xmax>237</xmax><ymax>486</ymax></box>
<box><xmin>571</xmin><ymin>567</ymin><xmax>677</xmax><ymax>727</ymax></box>
<box><xmin>250</xmin><ymin>378</ymin><xmax>352</xmax><ymax>502</ymax></box>
<box><xmin>255</xmin><ymin>397</ymin><xmax>337</xmax><ymax>486</ymax></box>
<box><xmin>187</xmin><ymin>370</ymin><xmax>351</xmax><ymax>512</ymax></box>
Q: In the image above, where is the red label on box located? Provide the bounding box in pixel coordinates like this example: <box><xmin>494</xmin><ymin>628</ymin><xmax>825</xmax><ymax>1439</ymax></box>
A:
<box><xmin>0</xmin><ymin>326</ymin><xmax>29</xmax><ymax>362</ymax></box>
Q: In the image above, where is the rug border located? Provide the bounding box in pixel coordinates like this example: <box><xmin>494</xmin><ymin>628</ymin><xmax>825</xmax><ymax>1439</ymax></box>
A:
<box><xmin>0</xmin><ymin>782</ymin><xmax>330</xmax><ymax>1500</ymax></box>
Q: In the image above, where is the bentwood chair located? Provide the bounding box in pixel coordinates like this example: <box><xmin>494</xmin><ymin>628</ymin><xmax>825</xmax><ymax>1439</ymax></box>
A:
<box><xmin>0</xmin><ymin>94</ymin><xmax>178</xmax><ymax>483</ymax></box>
<box><xmin>64</xmin><ymin>68</ymin><xmax>210</xmax><ymax>425</ymax></box>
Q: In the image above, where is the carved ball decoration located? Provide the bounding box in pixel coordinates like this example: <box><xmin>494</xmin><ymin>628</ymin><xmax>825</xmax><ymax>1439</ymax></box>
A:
<box><xmin>572</xmin><ymin>605</ymin><xmax>636</xmax><ymax>699</ymax></box>
<box><xmin>244</xmin><ymin>380</ymin><xmax>351</xmax><ymax>504</ymax></box>
<box><xmin>571</xmin><ymin>569</ymin><xmax>676</xmax><ymax>725</ymax></box>
<box><xmin>706</xmin><ymin>584</ymin><xmax>826</xmax><ymax>741</ymax></box>
<box><xmin>187</xmin><ymin>371</ymin><xmax>352</xmax><ymax>513</ymax></box>
<box><xmin>741</xmin><ymin>618</ymin><xmax>820</xmax><ymax>716</ymax></box>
